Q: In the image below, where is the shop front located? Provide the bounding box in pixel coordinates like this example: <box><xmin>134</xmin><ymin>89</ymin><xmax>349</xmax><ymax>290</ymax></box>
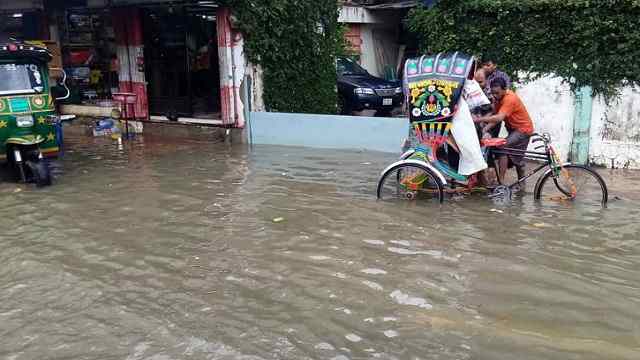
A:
<box><xmin>59</xmin><ymin>2</ymin><xmax>222</xmax><ymax>123</ymax></box>
<box><xmin>0</xmin><ymin>1</ymin><xmax>48</xmax><ymax>43</ymax></box>
<box><xmin>0</xmin><ymin>0</ymin><xmax>245</xmax><ymax>128</ymax></box>
<box><xmin>142</xmin><ymin>5</ymin><xmax>220</xmax><ymax>120</ymax></box>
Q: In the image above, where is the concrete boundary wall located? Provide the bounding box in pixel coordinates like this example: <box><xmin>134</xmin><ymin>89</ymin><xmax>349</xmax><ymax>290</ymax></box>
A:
<box><xmin>248</xmin><ymin>112</ymin><xmax>407</xmax><ymax>154</ymax></box>
<box><xmin>248</xmin><ymin>77</ymin><xmax>640</xmax><ymax>169</ymax></box>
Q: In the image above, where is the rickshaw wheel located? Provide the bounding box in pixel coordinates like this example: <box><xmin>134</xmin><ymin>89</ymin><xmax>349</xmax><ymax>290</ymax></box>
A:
<box><xmin>489</xmin><ymin>185</ymin><xmax>512</xmax><ymax>202</ymax></box>
<box><xmin>377</xmin><ymin>163</ymin><xmax>444</xmax><ymax>203</ymax></box>
<box><xmin>534</xmin><ymin>164</ymin><xmax>608</xmax><ymax>206</ymax></box>
<box><xmin>405</xmin><ymin>191</ymin><xmax>418</xmax><ymax>200</ymax></box>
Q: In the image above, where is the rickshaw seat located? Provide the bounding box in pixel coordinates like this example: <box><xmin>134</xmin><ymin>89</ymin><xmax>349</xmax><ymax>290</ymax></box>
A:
<box><xmin>480</xmin><ymin>138</ymin><xmax>507</xmax><ymax>148</ymax></box>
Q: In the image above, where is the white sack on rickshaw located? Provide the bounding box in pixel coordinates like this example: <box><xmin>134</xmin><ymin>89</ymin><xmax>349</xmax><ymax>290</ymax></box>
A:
<box><xmin>450</xmin><ymin>80</ymin><xmax>491</xmax><ymax>176</ymax></box>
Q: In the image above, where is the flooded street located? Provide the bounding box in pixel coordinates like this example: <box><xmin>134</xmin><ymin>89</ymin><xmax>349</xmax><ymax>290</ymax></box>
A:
<box><xmin>1</xmin><ymin>133</ymin><xmax>639</xmax><ymax>360</ymax></box>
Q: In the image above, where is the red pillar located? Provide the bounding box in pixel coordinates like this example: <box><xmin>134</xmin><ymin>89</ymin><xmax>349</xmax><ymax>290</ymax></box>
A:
<box><xmin>112</xmin><ymin>7</ymin><xmax>148</xmax><ymax>119</ymax></box>
<box><xmin>217</xmin><ymin>7</ymin><xmax>245</xmax><ymax>128</ymax></box>
<box><xmin>217</xmin><ymin>7</ymin><xmax>233</xmax><ymax>126</ymax></box>
<box><xmin>345</xmin><ymin>24</ymin><xmax>363</xmax><ymax>56</ymax></box>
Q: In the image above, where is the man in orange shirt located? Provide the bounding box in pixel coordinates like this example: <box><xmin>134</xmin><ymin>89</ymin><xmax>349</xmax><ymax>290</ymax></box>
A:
<box><xmin>474</xmin><ymin>77</ymin><xmax>534</xmax><ymax>184</ymax></box>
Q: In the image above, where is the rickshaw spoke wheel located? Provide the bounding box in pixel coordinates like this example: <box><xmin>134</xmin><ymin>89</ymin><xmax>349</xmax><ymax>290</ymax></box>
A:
<box><xmin>489</xmin><ymin>185</ymin><xmax>512</xmax><ymax>202</ymax></box>
<box><xmin>535</xmin><ymin>164</ymin><xmax>608</xmax><ymax>206</ymax></box>
<box><xmin>377</xmin><ymin>163</ymin><xmax>444</xmax><ymax>203</ymax></box>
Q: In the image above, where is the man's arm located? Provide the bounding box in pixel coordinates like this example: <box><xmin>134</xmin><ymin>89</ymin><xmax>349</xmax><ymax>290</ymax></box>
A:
<box><xmin>475</xmin><ymin>112</ymin><xmax>506</xmax><ymax>124</ymax></box>
<box><xmin>482</xmin><ymin>121</ymin><xmax>499</xmax><ymax>133</ymax></box>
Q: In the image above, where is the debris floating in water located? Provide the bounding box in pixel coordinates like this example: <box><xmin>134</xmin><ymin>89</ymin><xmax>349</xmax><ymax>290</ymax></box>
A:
<box><xmin>345</xmin><ymin>333</ymin><xmax>362</xmax><ymax>343</ymax></box>
<box><xmin>363</xmin><ymin>239</ymin><xmax>385</xmax><ymax>246</ymax></box>
<box><xmin>272</xmin><ymin>217</ymin><xmax>285</xmax><ymax>223</ymax></box>
<box><xmin>384</xmin><ymin>330</ymin><xmax>399</xmax><ymax>338</ymax></box>
<box><xmin>314</xmin><ymin>342</ymin><xmax>335</xmax><ymax>351</ymax></box>
<box><xmin>490</xmin><ymin>208</ymin><xmax>504</xmax><ymax>213</ymax></box>
<box><xmin>390</xmin><ymin>290</ymin><xmax>433</xmax><ymax>309</ymax></box>
<box><xmin>362</xmin><ymin>280</ymin><xmax>384</xmax><ymax>291</ymax></box>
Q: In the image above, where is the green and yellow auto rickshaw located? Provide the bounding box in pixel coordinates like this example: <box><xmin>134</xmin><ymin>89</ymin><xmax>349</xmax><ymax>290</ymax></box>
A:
<box><xmin>0</xmin><ymin>42</ymin><xmax>70</xmax><ymax>186</ymax></box>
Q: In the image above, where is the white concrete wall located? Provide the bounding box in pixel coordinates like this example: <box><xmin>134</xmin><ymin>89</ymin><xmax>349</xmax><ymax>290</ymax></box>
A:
<box><xmin>516</xmin><ymin>76</ymin><xmax>640</xmax><ymax>168</ymax></box>
<box><xmin>249</xmin><ymin>112</ymin><xmax>407</xmax><ymax>153</ymax></box>
<box><xmin>590</xmin><ymin>87</ymin><xmax>640</xmax><ymax>169</ymax></box>
<box><xmin>516</xmin><ymin>76</ymin><xmax>575</xmax><ymax>160</ymax></box>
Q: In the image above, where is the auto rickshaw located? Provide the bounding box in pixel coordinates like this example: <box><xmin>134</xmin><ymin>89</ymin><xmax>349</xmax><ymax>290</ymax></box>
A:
<box><xmin>0</xmin><ymin>42</ymin><xmax>70</xmax><ymax>186</ymax></box>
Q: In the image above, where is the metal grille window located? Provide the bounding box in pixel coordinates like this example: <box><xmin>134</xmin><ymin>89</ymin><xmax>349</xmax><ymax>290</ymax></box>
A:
<box><xmin>375</xmin><ymin>88</ymin><xmax>395</xmax><ymax>97</ymax></box>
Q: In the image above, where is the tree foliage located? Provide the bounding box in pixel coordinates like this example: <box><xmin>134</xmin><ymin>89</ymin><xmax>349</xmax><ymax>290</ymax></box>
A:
<box><xmin>223</xmin><ymin>0</ymin><xmax>342</xmax><ymax>113</ymax></box>
<box><xmin>408</xmin><ymin>0</ymin><xmax>640</xmax><ymax>97</ymax></box>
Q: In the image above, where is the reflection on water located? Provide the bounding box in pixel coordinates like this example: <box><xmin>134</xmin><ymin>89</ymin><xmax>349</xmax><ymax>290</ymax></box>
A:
<box><xmin>1</xmin><ymin>134</ymin><xmax>639</xmax><ymax>359</ymax></box>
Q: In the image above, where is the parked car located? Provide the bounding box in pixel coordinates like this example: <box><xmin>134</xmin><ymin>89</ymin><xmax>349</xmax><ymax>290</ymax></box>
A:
<box><xmin>337</xmin><ymin>57</ymin><xmax>403</xmax><ymax>117</ymax></box>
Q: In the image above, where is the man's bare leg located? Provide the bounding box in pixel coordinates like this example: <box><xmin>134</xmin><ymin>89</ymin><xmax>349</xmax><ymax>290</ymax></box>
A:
<box><xmin>498</xmin><ymin>155</ymin><xmax>509</xmax><ymax>184</ymax></box>
<box><xmin>515</xmin><ymin>165</ymin><xmax>526</xmax><ymax>191</ymax></box>
<box><xmin>477</xmin><ymin>170</ymin><xmax>492</xmax><ymax>188</ymax></box>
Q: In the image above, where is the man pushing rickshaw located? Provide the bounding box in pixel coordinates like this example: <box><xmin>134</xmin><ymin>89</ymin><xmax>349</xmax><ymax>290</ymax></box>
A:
<box><xmin>377</xmin><ymin>52</ymin><xmax>608</xmax><ymax>206</ymax></box>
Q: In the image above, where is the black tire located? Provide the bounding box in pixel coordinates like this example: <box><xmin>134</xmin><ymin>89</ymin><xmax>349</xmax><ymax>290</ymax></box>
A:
<box><xmin>338</xmin><ymin>96</ymin><xmax>351</xmax><ymax>115</ymax></box>
<box><xmin>534</xmin><ymin>164</ymin><xmax>608</xmax><ymax>205</ymax></box>
<box><xmin>376</xmin><ymin>109</ymin><xmax>392</xmax><ymax>117</ymax></box>
<box><xmin>25</xmin><ymin>159</ymin><xmax>52</xmax><ymax>187</ymax></box>
<box><xmin>377</xmin><ymin>163</ymin><xmax>444</xmax><ymax>203</ymax></box>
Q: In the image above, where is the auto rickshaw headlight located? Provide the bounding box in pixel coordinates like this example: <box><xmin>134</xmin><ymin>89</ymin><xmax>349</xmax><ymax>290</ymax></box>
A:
<box><xmin>47</xmin><ymin>115</ymin><xmax>60</xmax><ymax>124</ymax></box>
<box><xmin>16</xmin><ymin>115</ymin><xmax>34</xmax><ymax>127</ymax></box>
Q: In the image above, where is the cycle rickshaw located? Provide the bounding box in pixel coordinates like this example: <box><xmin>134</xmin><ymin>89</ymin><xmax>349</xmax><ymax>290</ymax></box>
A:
<box><xmin>376</xmin><ymin>52</ymin><xmax>608</xmax><ymax>205</ymax></box>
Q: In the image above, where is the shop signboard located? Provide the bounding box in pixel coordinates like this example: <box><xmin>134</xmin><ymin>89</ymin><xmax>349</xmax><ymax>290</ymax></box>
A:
<box><xmin>0</xmin><ymin>0</ymin><xmax>44</xmax><ymax>12</ymax></box>
<box><xmin>110</xmin><ymin>0</ymin><xmax>217</xmax><ymax>5</ymax></box>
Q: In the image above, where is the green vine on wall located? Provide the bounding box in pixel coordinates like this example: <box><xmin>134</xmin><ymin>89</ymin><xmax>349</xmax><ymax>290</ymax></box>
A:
<box><xmin>223</xmin><ymin>0</ymin><xmax>342</xmax><ymax>114</ymax></box>
<box><xmin>408</xmin><ymin>0</ymin><xmax>640</xmax><ymax>99</ymax></box>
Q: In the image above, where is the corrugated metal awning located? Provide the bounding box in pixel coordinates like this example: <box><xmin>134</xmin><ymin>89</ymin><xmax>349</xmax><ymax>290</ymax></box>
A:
<box><xmin>110</xmin><ymin>0</ymin><xmax>219</xmax><ymax>5</ymax></box>
<box><xmin>0</xmin><ymin>0</ymin><xmax>44</xmax><ymax>12</ymax></box>
<box><xmin>364</xmin><ymin>1</ymin><xmax>418</xmax><ymax>10</ymax></box>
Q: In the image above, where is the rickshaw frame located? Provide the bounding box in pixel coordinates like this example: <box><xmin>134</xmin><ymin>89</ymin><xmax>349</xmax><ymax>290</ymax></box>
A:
<box><xmin>377</xmin><ymin>132</ymin><xmax>609</xmax><ymax>204</ymax></box>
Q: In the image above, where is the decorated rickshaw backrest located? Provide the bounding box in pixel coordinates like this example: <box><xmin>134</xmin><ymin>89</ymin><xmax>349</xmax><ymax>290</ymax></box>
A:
<box><xmin>404</xmin><ymin>52</ymin><xmax>476</xmax><ymax>123</ymax></box>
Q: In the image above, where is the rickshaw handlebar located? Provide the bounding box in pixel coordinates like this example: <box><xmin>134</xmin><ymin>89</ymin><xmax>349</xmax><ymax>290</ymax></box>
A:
<box><xmin>57</xmin><ymin>69</ymin><xmax>71</xmax><ymax>101</ymax></box>
<box><xmin>50</xmin><ymin>67</ymin><xmax>71</xmax><ymax>101</ymax></box>
<box><xmin>531</xmin><ymin>133</ymin><xmax>552</xmax><ymax>151</ymax></box>
<box><xmin>531</xmin><ymin>133</ymin><xmax>551</xmax><ymax>143</ymax></box>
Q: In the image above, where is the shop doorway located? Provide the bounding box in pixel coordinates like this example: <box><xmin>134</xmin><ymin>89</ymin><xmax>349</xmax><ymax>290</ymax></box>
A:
<box><xmin>142</xmin><ymin>6</ymin><xmax>220</xmax><ymax>120</ymax></box>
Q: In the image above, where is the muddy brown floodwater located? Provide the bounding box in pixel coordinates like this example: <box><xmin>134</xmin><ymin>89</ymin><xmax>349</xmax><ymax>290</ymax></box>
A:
<box><xmin>1</xmin><ymin>132</ymin><xmax>639</xmax><ymax>360</ymax></box>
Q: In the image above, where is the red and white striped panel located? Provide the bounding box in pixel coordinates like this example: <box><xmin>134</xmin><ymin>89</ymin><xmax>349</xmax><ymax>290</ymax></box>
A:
<box><xmin>217</xmin><ymin>7</ymin><xmax>245</xmax><ymax>128</ymax></box>
<box><xmin>112</xmin><ymin>7</ymin><xmax>148</xmax><ymax>119</ymax></box>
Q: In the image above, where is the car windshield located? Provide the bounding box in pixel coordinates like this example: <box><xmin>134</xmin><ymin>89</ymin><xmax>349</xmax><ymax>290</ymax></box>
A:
<box><xmin>0</xmin><ymin>63</ymin><xmax>44</xmax><ymax>95</ymax></box>
<box><xmin>337</xmin><ymin>58</ymin><xmax>368</xmax><ymax>76</ymax></box>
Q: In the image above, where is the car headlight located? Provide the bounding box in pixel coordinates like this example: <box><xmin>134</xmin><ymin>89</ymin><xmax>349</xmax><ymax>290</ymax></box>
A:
<box><xmin>395</xmin><ymin>87</ymin><xmax>402</xmax><ymax>94</ymax></box>
<box><xmin>16</xmin><ymin>115</ymin><xmax>34</xmax><ymax>128</ymax></box>
<box><xmin>354</xmin><ymin>88</ymin><xmax>375</xmax><ymax>95</ymax></box>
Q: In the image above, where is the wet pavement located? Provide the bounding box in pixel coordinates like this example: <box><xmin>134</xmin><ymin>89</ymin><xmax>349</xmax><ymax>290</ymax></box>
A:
<box><xmin>1</xmin><ymin>133</ymin><xmax>639</xmax><ymax>359</ymax></box>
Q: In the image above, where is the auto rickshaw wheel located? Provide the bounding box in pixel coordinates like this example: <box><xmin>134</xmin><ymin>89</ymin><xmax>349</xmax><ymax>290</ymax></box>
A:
<box><xmin>7</xmin><ymin>145</ymin><xmax>52</xmax><ymax>187</ymax></box>
<box><xmin>25</xmin><ymin>159</ymin><xmax>51</xmax><ymax>187</ymax></box>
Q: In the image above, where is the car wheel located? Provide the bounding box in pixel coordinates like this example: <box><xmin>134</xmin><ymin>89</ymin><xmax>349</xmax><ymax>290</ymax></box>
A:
<box><xmin>338</xmin><ymin>96</ymin><xmax>352</xmax><ymax>115</ymax></box>
<box><xmin>376</xmin><ymin>109</ymin><xmax>392</xmax><ymax>117</ymax></box>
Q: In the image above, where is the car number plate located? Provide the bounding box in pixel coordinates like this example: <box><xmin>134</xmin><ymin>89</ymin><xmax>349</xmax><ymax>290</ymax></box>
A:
<box><xmin>383</xmin><ymin>98</ymin><xmax>393</xmax><ymax>106</ymax></box>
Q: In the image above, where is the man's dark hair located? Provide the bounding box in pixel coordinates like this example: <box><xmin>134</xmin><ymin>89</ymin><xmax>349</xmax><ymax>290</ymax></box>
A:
<box><xmin>482</xmin><ymin>57</ymin><xmax>496</xmax><ymax>65</ymax></box>
<box><xmin>490</xmin><ymin>77</ymin><xmax>507</xmax><ymax>90</ymax></box>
